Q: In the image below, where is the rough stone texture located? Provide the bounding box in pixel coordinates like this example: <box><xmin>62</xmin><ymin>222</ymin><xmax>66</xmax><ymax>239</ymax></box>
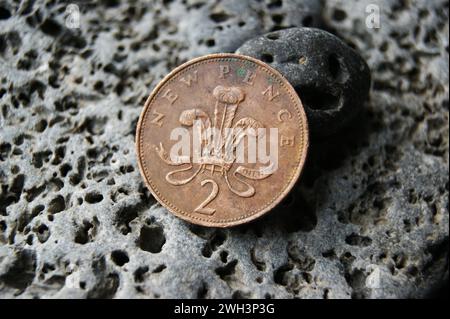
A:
<box><xmin>236</xmin><ymin>27</ymin><xmax>371</xmax><ymax>137</ymax></box>
<box><xmin>0</xmin><ymin>0</ymin><xmax>448</xmax><ymax>299</ymax></box>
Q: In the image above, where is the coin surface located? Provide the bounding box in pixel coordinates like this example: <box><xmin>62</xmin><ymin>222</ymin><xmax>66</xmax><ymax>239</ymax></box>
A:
<box><xmin>136</xmin><ymin>53</ymin><xmax>309</xmax><ymax>227</ymax></box>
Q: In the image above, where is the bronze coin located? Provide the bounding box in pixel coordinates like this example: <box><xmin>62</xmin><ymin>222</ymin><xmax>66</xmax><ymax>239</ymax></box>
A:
<box><xmin>136</xmin><ymin>53</ymin><xmax>309</xmax><ymax>227</ymax></box>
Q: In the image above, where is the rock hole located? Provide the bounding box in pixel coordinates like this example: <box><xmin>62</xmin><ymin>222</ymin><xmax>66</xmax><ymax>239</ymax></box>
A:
<box><xmin>322</xmin><ymin>249</ymin><xmax>336</xmax><ymax>259</ymax></box>
<box><xmin>215</xmin><ymin>260</ymin><xmax>237</xmax><ymax>281</ymax></box>
<box><xmin>36</xmin><ymin>224</ymin><xmax>50</xmax><ymax>243</ymax></box>
<box><xmin>328</xmin><ymin>53</ymin><xmax>342</xmax><ymax>79</ymax></box>
<box><xmin>220</xmin><ymin>251</ymin><xmax>228</xmax><ymax>263</ymax></box>
<box><xmin>266</xmin><ymin>33</ymin><xmax>280</xmax><ymax>40</ymax></box>
<box><xmin>69</xmin><ymin>173</ymin><xmax>81</xmax><ymax>186</ymax></box>
<box><xmin>296</xmin><ymin>86</ymin><xmax>341</xmax><ymax>111</ymax></box>
<box><xmin>0</xmin><ymin>142</ymin><xmax>11</xmax><ymax>160</ymax></box>
<box><xmin>0</xmin><ymin>7</ymin><xmax>11</xmax><ymax>20</ymax></box>
<box><xmin>138</xmin><ymin>224</ymin><xmax>166</xmax><ymax>253</ymax></box>
<box><xmin>232</xmin><ymin>290</ymin><xmax>251</xmax><ymax>299</ymax></box>
<box><xmin>271</xmin><ymin>14</ymin><xmax>283</xmax><ymax>24</ymax></box>
<box><xmin>47</xmin><ymin>195</ymin><xmax>65</xmax><ymax>214</ymax></box>
<box><xmin>345</xmin><ymin>233</ymin><xmax>372</xmax><ymax>247</ymax></box>
<box><xmin>287</xmin><ymin>244</ymin><xmax>315</xmax><ymax>271</ymax></box>
<box><xmin>0</xmin><ymin>249</ymin><xmax>36</xmax><ymax>290</ymax></box>
<box><xmin>267</xmin><ymin>0</ymin><xmax>282</xmax><ymax>9</ymax></box>
<box><xmin>35</xmin><ymin>119</ymin><xmax>47</xmax><ymax>132</ymax></box>
<box><xmin>10</xmin><ymin>174</ymin><xmax>25</xmax><ymax>198</ymax></box>
<box><xmin>345</xmin><ymin>269</ymin><xmax>368</xmax><ymax>299</ymax></box>
<box><xmin>302</xmin><ymin>272</ymin><xmax>312</xmax><ymax>284</ymax></box>
<box><xmin>134</xmin><ymin>266</ymin><xmax>149</xmax><ymax>282</ymax></box>
<box><xmin>201</xmin><ymin>244</ymin><xmax>213</xmax><ymax>258</ymax></box>
<box><xmin>74</xmin><ymin>220</ymin><xmax>94</xmax><ymax>244</ymax></box>
<box><xmin>119</xmin><ymin>165</ymin><xmax>134</xmax><ymax>174</ymax></box>
<box><xmin>188</xmin><ymin>224</ymin><xmax>211</xmax><ymax>239</ymax></box>
<box><xmin>152</xmin><ymin>264</ymin><xmax>166</xmax><ymax>273</ymax></box>
<box><xmin>275</xmin><ymin>192</ymin><xmax>317</xmax><ymax>232</ymax></box>
<box><xmin>102</xmin><ymin>0</ymin><xmax>120</xmax><ymax>8</ymax></box>
<box><xmin>115</xmin><ymin>202</ymin><xmax>144</xmax><ymax>235</ymax></box>
<box><xmin>85</xmin><ymin>191</ymin><xmax>104</xmax><ymax>204</ymax></box>
<box><xmin>94</xmin><ymin>81</ymin><xmax>104</xmax><ymax>92</ymax></box>
<box><xmin>87</xmin><ymin>272</ymin><xmax>119</xmax><ymax>299</ymax></box>
<box><xmin>197</xmin><ymin>282</ymin><xmax>208</xmax><ymax>298</ymax></box>
<box><xmin>40</xmin><ymin>19</ymin><xmax>62</xmax><ymax>36</ymax></box>
<box><xmin>29</xmin><ymin>79</ymin><xmax>46</xmax><ymax>98</ymax></box>
<box><xmin>209</xmin><ymin>12</ymin><xmax>230</xmax><ymax>23</ymax></box>
<box><xmin>60</xmin><ymin>163</ymin><xmax>72</xmax><ymax>177</ymax></box>
<box><xmin>202</xmin><ymin>230</ymin><xmax>226</xmax><ymax>257</ymax></box>
<box><xmin>298</xmin><ymin>55</ymin><xmax>307</xmax><ymax>65</ymax></box>
<box><xmin>111</xmin><ymin>250</ymin><xmax>129</xmax><ymax>266</ymax></box>
<box><xmin>302</xmin><ymin>15</ymin><xmax>313</xmax><ymax>27</ymax></box>
<box><xmin>261</xmin><ymin>53</ymin><xmax>274</xmax><ymax>63</ymax></box>
<box><xmin>205</xmin><ymin>38</ymin><xmax>215</xmax><ymax>47</ymax></box>
<box><xmin>13</xmin><ymin>135</ymin><xmax>25</xmax><ymax>146</ymax></box>
<box><xmin>332</xmin><ymin>8</ymin><xmax>347</xmax><ymax>21</ymax></box>
<box><xmin>251</xmin><ymin>248</ymin><xmax>266</xmax><ymax>271</ymax></box>
<box><xmin>279</xmin><ymin>192</ymin><xmax>294</xmax><ymax>207</ymax></box>
<box><xmin>407</xmin><ymin>265</ymin><xmax>419</xmax><ymax>277</ymax></box>
<box><xmin>11</xmin><ymin>165</ymin><xmax>19</xmax><ymax>174</ymax></box>
<box><xmin>37</xmin><ymin>224</ymin><xmax>47</xmax><ymax>234</ymax></box>
<box><xmin>42</xmin><ymin>263</ymin><xmax>55</xmax><ymax>273</ymax></box>
<box><xmin>54</xmin><ymin>95</ymin><xmax>78</xmax><ymax>112</ymax></box>
<box><xmin>273</xmin><ymin>264</ymin><xmax>293</xmax><ymax>286</ymax></box>
<box><xmin>393</xmin><ymin>253</ymin><xmax>407</xmax><ymax>269</ymax></box>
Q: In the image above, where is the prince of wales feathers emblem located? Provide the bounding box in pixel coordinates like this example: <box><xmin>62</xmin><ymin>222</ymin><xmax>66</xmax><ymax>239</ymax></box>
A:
<box><xmin>154</xmin><ymin>85</ymin><xmax>274</xmax><ymax>209</ymax></box>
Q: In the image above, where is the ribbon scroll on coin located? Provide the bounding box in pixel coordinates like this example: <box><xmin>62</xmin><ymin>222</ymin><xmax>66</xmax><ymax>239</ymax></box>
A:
<box><xmin>136</xmin><ymin>54</ymin><xmax>309</xmax><ymax>227</ymax></box>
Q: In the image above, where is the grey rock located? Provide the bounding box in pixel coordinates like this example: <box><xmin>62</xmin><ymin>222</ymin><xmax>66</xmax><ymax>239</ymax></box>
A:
<box><xmin>236</xmin><ymin>27</ymin><xmax>371</xmax><ymax>137</ymax></box>
<box><xmin>174</xmin><ymin>0</ymin><xmax>322</xmax><ymax>60</ymax></box>
<box><xmin>0</xmin><ymin>0</ymin><xmax>448</xmax><ymax>299</ymax></box>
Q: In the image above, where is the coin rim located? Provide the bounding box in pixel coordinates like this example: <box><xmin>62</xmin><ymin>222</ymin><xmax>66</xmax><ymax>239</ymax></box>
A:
<box><xmin>136</xmin><ymin>53</ymin><xmax>309</xmax><ymax>227</ymax></box>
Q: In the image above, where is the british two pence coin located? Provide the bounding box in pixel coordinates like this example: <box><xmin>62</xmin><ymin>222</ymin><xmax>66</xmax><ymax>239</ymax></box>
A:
<box><xmin>136</xmin><ymin>53</ymin><xmax>309</xmax><ymax>227</ymax></box>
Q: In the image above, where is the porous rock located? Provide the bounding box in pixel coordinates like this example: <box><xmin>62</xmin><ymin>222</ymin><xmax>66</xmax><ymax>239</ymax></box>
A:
<box><xmin>0</xmin><ymin>0</ymin><xmax>448</xmax><ymax>299</ymax></box>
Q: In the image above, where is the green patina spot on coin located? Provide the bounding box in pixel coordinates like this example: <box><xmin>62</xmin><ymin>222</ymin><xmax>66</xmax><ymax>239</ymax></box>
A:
<box><xmin>236</xmin><ymin>67</ymin><xmax>246</xmax><ymax>77</ymax></box>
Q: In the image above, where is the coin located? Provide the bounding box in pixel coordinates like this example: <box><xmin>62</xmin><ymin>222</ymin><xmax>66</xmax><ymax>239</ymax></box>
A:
<box><xmin>136</xmin><ymin>53</ymin><xmax>309</xmax><ymax>227</ymax></box>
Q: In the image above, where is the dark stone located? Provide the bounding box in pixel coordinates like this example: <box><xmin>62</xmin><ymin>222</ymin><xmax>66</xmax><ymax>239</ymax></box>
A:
<box><xmin>236</xmin><ymin>27</ymin><xmax>371</xmax><ymax>137</ymax></box>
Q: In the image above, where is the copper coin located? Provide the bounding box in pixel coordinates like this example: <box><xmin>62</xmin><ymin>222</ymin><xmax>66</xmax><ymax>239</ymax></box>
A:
<box><xmin>136</xmin><ymin>53</ymin><xmax>309</xmax><ymax>227</ymax></box>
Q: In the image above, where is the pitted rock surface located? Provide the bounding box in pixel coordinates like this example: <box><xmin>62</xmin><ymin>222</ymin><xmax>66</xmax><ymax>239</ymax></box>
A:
<box><xmin>0</xmin><ymin>0</ymin><xmax>448</xmax><ymax>298</ymax></box>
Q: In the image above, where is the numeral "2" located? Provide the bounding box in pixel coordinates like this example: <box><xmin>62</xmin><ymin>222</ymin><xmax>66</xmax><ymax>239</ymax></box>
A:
<box><xmin>194</xmin><ymin>179</ymin><xmax>218</xmax><ymax>215</ymax></box>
